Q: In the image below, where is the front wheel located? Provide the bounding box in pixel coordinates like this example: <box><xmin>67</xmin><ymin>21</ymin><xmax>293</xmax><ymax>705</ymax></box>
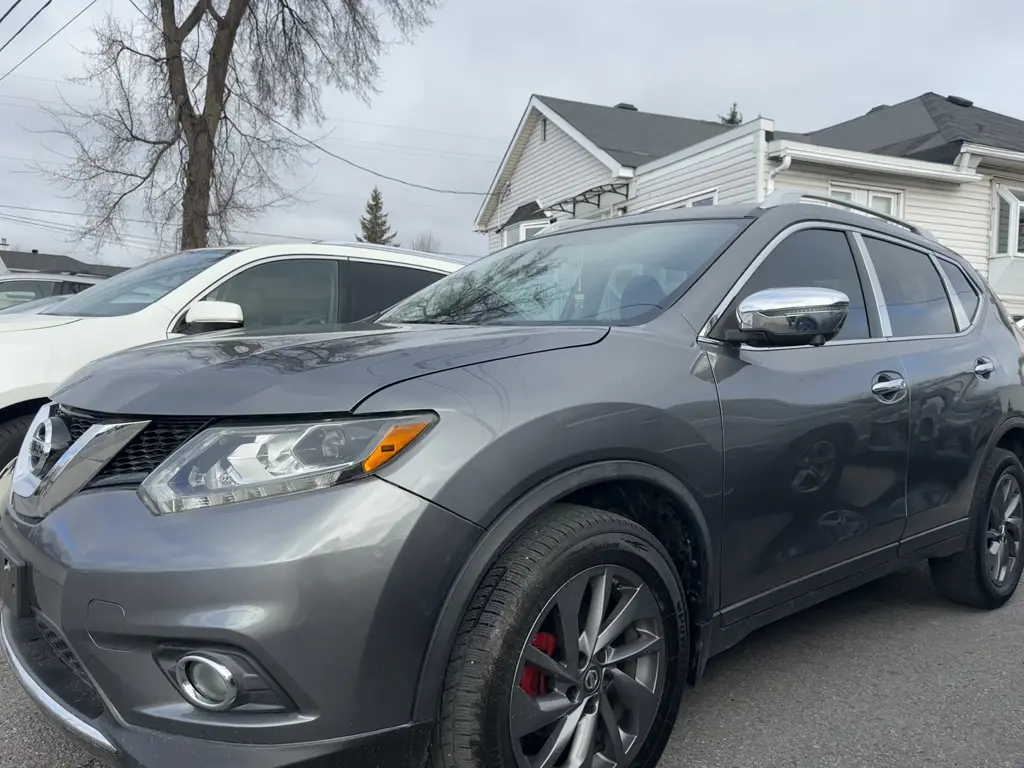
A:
<box><xmin>431</xmin><ymin>504</ymin><xmax>687</xmax><ymax>768</ymax></box>
<box><xmin>0</xmin><ymin>414</ymin><xmax>33</xmax><ymax>469</ymax></box>
<box><xmin>930</xmin><ymin>447</ymin><xmax>1024</xmax><ymax>608</ymax></box>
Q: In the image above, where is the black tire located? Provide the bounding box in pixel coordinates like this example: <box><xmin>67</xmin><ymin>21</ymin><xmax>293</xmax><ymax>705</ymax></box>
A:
<box><xmin>0</xmin><ymin>414</ymin><xmax>32</xmax><ymax>469</ymax></box>
<box><xmin>431</xmin><ymin>503</ymin><xmax>688</xmax><ymax>768</ymax></box>
<box><xmin>930</xmin><ymin>447</ymin><xmax>1024</xmax><ymax>609</ymax></box>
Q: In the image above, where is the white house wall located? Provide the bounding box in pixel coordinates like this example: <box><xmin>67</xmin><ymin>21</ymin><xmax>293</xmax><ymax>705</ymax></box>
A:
<box><xmin>631</xmin><ymin>134</ymin><xmax>759</xmax><ymax>211</ymax></box>
<box><xmin>483</xmin><ymin>114</ymin><xmax>613</xmax><ymax>241</ymax></box>
<box><xmin>771</xmin><ymin>162</ymin><xmax>992</xmax><ymax>276</ymax></box>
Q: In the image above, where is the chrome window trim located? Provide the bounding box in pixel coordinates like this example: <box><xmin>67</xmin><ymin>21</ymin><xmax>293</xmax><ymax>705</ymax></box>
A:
<box><xmin>850</xmin><ymin>232</ymin><xmax>892</xmax><ymax>337</ymax></box>
<box><xmin>932</xmin><ymin>253</ymin><xmax>982</xmax><ymax>329</ymax></box>
<box><xmin>698</xmin><ymin>220</ymin><xmax>982</xmax><ymax>351</ymax></box>
<box><xmin>929</xmin><ymin>252</ymin><xmax>969</xmax><ymax>331</ymax></box>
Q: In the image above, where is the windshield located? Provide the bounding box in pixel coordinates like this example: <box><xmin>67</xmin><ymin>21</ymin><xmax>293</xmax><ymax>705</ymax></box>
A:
<box><xmin>44</xmin><ymin>248</ymin><xmax>236</xmax><ymax>318</ymax></box>
<box><xmin>378</xmin><ymin>219</ymin><xmax>745</xmax><ymax>326</ymax></box>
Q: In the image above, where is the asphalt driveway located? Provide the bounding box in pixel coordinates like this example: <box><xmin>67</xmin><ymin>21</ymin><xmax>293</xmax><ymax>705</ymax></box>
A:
<box><xmin>2</xmin><ymin>563</ymin><xmax>1023</xmax><ymax>768</ymax></box>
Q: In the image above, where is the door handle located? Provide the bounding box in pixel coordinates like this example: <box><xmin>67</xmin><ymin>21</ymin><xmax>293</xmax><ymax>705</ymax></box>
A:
<box><xmin>871</xmin><ymin>378</ymin><xmax>907</xmax><ymax>397</ymax></box>
<box><xmin>975</xmin><ymin>358</ymin><xmax>995</xmax><ymax>377</ymax></box>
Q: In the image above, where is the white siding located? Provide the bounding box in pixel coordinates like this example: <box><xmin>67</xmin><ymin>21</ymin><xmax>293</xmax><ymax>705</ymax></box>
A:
<box><xmin>631</xmin><ymin>134</ymin><xmax>759</xmax><ymax>212</ymax></box>
<box><xmin>483</xmin><ymin>114</ymin><xmax>612</xmax><ymax>249</ymax></box>
<box><xmin>771</xmin><ymin>162</ymin><xmax>992</xmax><ymax>275</ymax></box>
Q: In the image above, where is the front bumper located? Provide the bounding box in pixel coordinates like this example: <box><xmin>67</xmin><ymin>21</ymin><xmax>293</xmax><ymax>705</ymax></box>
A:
<box><xmin>0</xmin><ymin>476</ymin><xmax>480</xmax><ymax>767</ymax></box>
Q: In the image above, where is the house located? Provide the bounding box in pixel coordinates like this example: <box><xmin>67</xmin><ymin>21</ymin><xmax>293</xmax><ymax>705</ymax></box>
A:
<box><xmin>0</xmin><ymin>245</ymin><xmax>126</xmax><ymax>278</ymax></box>
<box><xmin>473</xmin><ymin>92</ymin><xmax>1024</xmax><ymax>316</ymax></box>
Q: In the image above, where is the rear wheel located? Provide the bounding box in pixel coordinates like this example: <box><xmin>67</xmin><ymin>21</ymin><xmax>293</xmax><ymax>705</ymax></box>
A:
<box><xmin>0</xmin><ymin>414</ymin><xmax>32</xmax><ymax>469</ymax></box>
<box><xmin>931</xmin><ymin>447</ymin><xmax>1024</xmax><ymax>608</ymax></box>
<box><xmin>431</xmin><ymin>504</ymin><xmax>687</xmax><ymax>768</ymax></box>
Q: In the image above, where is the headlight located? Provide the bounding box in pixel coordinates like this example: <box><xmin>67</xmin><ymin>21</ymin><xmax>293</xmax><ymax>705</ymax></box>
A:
<box><xmin>138</xmin><ymin>413</ymin><xmax>436</xmax><ymax>515</ymax></box>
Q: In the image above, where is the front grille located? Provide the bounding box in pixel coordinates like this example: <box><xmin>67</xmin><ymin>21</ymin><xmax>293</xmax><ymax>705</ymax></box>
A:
<box><xmin>59</xmin><ymin>406</ymin><xmax>209</xmax><ymax>482</ymax></box>
<box><xmin>35</xmin><ymin>616</ymin><xmax>89</xmax><ymax>685</ymax></box>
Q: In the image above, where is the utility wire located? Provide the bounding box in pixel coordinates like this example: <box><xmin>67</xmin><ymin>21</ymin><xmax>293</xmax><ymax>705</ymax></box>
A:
<box><xmin>0</xmin><ymin>0</ymin><xmax>27</xmax><ymax>28</ymax></box>
<box><xmin>0</xmin><ymin>0</ymin><xmax>99</xmax><ymax>83</ymax></box>
<box><xmin>0</xmin><ymin>0</ymin><xmax>50</xmax><ymax>55</ymax></box>
<box><xmin>125</xmin><ymin>1</ymin><xmax>493</xmax><ymax>198</ymax></box>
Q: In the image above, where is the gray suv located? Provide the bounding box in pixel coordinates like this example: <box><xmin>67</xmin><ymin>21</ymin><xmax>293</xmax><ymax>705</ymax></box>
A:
<box><xmin>3</xmin><ymin>191</ymin><xmax>1024</xmax><ymax>768</ymax></box>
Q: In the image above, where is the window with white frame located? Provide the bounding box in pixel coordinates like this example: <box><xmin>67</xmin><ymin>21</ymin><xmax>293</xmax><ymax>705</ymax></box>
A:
<box><xmin>828</xmin><ymin>183</ymin><xmax>902</xmax><ymax>217</ymax></box>
<box><xmin>502</xmin><ymin>221</ymin><xmax>550</xmax><ymax>247</ymax></box>
<box><xmin>636</xmin><ymin>189</ymin><xmax>718</xmax><ymax>214</ymax></box>
<box><xmin>995</xmin><ymin>186</ymin><xmax>1024</xmax><ymax>257</ymax></box>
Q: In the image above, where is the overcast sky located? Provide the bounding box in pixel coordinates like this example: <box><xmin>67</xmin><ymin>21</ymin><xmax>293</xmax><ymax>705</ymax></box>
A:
<box><xmin>0</xmin><ymin>0</ymin><xmax>1021</xmax><ymax>266</ymax></box>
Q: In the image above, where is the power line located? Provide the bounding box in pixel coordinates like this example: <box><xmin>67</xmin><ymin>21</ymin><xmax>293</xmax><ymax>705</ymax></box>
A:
<box><xmin>123</xmin><ymin>1</ymin><xmax>493</xmax><ymax>198</ymax></box>
<box><xmin>0</xmin><ymin>202</ymin><xmax>340</xmax><ymax>243</ymax></box>
<box><xmin>0</xmin><ymin>0</ymin><xmax>28</xmax><ymax>28</ymax></box>
<box><xmin>0</xmin><ymin>95</ymin><xmax>501</xmax><ymax>163</ymax></box>
<box><xmin>0</xmin><ymin>73</ymin><xmax>505</xmax><ymax>144</ymax></box>
<box><xmin>0</xmin><ymin>0</ymin><xmax>100</xmax><ymax>84</ymax></box>
<box><xmin>0</xmin><ymin>0</ymin><xmax>50</xmax><ymax>55</ymax></box>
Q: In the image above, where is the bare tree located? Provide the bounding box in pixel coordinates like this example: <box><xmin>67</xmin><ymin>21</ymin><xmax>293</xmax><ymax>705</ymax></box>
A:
<box><xmin>410</xmin><ymin>230</ymin><xmax>440</xmax><ymax>252</ymax></box>
<box><xmin>39</xmin><ymin>1</ymin><xmax>439</xmax><ymax>252</ymax></box>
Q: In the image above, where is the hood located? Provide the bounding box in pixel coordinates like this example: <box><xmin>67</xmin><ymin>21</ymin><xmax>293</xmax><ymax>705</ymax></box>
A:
<box><xmin>53</xmin><ymin>322</ymin><xmax>608</xmax><ymax>417</ymax></box>
<box><xmin>0</xmin><ymin>314</ymin><xmax>80</xmax><ymax>332</ymax></box>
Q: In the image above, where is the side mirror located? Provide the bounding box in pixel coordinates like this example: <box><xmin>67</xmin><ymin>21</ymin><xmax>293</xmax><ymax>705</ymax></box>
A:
<box><xmin>729</xmin><ymin>287</ymin><xmax>850</xmax><ymax>347</ymax></box>
<box><xmin>183</xmin><ymin>300</ymin><xmax>244</xmax><ymax>334</ymax></box>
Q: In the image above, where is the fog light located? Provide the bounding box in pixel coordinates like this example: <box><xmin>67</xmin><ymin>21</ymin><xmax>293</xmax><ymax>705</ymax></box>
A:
<box><xmin>175</xmin><ymin>654</ymin><xmax>238</xmax><ymax>711</ymax></box>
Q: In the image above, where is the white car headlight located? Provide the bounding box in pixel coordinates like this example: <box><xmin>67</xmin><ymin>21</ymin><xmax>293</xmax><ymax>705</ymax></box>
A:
<box><xmin>138</xmin><ymin>413</ymin><xmax>436</xmax><ymax>515</ymax></box>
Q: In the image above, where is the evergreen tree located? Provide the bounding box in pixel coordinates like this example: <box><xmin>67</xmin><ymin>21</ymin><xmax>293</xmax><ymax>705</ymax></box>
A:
<box><xmin>719</xmin><ymin>103</ymin><xmax>743</xmax><ymax>125</ymax></box>
<box><xmin>357</xmin><ymin>187</ymin><xmax>399</xmax><ymax>245</ymax></box>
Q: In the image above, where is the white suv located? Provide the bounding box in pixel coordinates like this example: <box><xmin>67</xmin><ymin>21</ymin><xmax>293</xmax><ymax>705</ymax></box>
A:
<box><xmin>0</xmin><ymin>242</ymin><xmax>474</xmax><ymax>463</ymax></box>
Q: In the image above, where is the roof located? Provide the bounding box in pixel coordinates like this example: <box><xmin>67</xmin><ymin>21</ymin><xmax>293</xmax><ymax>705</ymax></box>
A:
<box><xmin>0</xmin><ymin>272</ymin><xmax>102</xmax><ymax>283</ymax></box>
<box><xmin>798</xmin><ymin>92</ymin><xmax>1024</xmax><ymax>160</ymax></box>
<box><xmin>0</xmin><ymin>250</ymin><xmax>126</xmax><ymax>277</ymax></box>
<box><xmin>536</xmin><ymin>96</ymin><xmax>733</xmax><ymax>166</ymax></box>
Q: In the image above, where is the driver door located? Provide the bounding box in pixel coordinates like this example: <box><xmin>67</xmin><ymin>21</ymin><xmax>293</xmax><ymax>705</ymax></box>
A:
<box><xmin>703</xmin><ymin>225</ymin><xmax>911</xmax><ymax>623</ymax></box>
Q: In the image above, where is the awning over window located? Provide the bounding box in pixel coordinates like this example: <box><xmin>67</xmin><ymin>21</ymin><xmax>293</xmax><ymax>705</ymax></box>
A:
<box><xmin>545</xmin><ymin>182</ymin><xmax>630</xmax><ymax>218</ymax></box>
<box><xmin>498</xmin><ymin>201</ymin><xmax>553</xmax><ymax>232</ymax></box>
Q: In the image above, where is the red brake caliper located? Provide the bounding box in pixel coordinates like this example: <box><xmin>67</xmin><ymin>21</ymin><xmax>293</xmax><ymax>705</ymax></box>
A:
<box><xmin>520</xmin><ymin>631</ymin><xmax>558</xmax><ymax>697</ymax></box>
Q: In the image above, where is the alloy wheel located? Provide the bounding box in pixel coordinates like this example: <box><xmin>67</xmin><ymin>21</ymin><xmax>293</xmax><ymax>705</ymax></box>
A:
<box><xmin>986</xmin><ymin>472</ymin><xmax>1024</xmax><ymax>586</ymax></box>
<box><xmin>509</xmin><ymin>565</ymin><xmax>666</xmax><ymax>768</ymax></box>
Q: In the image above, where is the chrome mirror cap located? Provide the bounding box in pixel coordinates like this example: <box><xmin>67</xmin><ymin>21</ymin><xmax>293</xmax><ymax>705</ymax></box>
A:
<box><xmin>735</xmin><ymin>287</ymin><xmax>850</xmax><ymax>347</ymax></box>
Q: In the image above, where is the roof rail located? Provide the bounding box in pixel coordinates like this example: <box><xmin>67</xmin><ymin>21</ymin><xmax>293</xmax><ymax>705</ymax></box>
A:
<box><xmin>759</xmin><ymin>189</ymin><xmax>938</xmax><ymax>243</ymax></box>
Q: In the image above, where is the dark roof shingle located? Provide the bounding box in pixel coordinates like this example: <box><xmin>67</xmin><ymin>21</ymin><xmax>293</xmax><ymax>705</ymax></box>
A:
<box><xmin>536</xmin><ymin>95</ymin><xmax>732</xmax><ymax>166</ymax></box>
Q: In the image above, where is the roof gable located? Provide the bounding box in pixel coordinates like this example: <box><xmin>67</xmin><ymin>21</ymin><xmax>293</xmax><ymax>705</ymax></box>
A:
<box><xmin>919</xmin><ymin>92</ymin><xmax>1024</xmax><ymax>154</ymax></box>
<box><xmin>535</xmin><ymin>96</ymin><xmax>733</xmax><ymax>166</ymax></box>
<box><xmin>801</xmin><ymin>92</ymin><xmax>1024</xmax><ymax>159</ymax></box>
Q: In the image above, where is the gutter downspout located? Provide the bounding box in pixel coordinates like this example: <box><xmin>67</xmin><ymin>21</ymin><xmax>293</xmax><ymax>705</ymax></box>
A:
<box><xmin>766</xmin><ymin>155</ymin><xmax>792</xmax><ymax>196</ymax></box>
<box><xmin>957</xmin><ymin>150</ymin><xmax>973</xmax><ymax>172</ymax></box>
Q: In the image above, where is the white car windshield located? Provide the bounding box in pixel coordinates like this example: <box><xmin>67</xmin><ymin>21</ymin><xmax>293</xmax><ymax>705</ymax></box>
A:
<box><xmin>44</xmin><ymin>248</ymin><xmax>236</xmax><ymax>318</ymax></box>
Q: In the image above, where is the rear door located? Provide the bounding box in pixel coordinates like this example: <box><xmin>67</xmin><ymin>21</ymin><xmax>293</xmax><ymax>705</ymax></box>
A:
<box><xmin>856</xmin><ymin>234</ymin><xmax>1002</xmax><ymax>550</ymax></box>
<box><xmin>346</xmin><ymin>259</ymin><xmax>447</xmax><ymax>322</ymax></box>
<box><xmin>705</xmin><ymin>223</ymin><xmax>911</xmax><ymax>621</ymax></box>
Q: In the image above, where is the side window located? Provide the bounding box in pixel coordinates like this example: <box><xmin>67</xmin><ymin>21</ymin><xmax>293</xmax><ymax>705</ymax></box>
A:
<box><xmin>726</xmin><ymin>228</ymin><xmax>870</xmax><ymax>342</ymax></box>
<box><xmin>64</xmin><ymin>281</ymin><xmax>95</xmax><ymax>294</ymax></box>
<box><xmin>348</xmin><ymin>261</ymin><xmax>444</xmax><ymax>321</ymax></box>
<box><xmin>205</xmin><ymin>259</ymin><xmax>341</xmax><ymax>329</ymax></box>
<box><xmin>36</xmin><ymin>281</ymin><xmax>57</xmax><ymax>296</ymax></box>
<box><xmin>862</xmin><ymin>237</ymin><xmax>956</xmax><ymax>337</ymax></box>
<box><xmin>936</xmin><ymin>259</ymin><xmax>980</xmax><ymax>322</ymax></box>
<box><xmin>0</xmin><ymin>280</ymin><xmax>43</xmax><ymax>309</ymax></box>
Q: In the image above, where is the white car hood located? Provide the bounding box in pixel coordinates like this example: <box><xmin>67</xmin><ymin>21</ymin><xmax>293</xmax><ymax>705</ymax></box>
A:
<box><xmin>0</xmin><ymin>315</ymin><xmax>81</xmax><ymax>332</ymax></box>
